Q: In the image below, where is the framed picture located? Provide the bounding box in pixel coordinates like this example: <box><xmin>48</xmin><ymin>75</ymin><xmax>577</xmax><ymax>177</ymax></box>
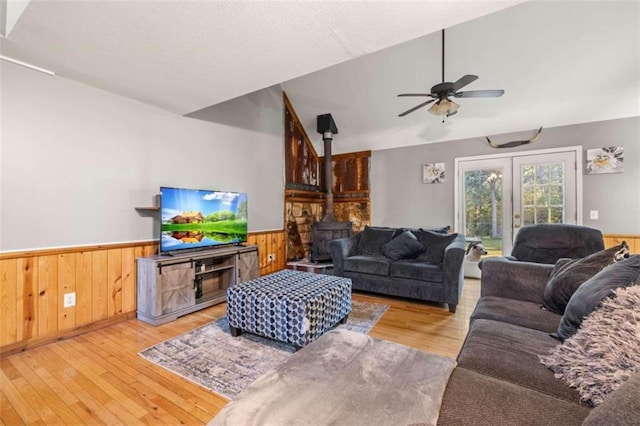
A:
<box><xmin>423</xmin><ymin>163</ymin><xmax>445</xmax><ymax>184</ymax></box>
<box><xmin>586</xmin><ymin>146</ymin><xmax>624</xmax><ymax>174</ymax></box>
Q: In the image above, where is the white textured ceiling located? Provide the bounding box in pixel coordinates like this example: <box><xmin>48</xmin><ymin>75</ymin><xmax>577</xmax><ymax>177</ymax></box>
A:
<box><xmin>1</xmin><ymin>1</ymin><xmax>638</xmax><ymax>154</ymax></box>
<box><xmin>283</xmin><ymin>1</ymin><xmax>640</xmax><ymax>153</ymax></box>
<box><xmin>0</xmin><ymin>0</ymin><xmax>521</xmax><ymax>114</ymax></box>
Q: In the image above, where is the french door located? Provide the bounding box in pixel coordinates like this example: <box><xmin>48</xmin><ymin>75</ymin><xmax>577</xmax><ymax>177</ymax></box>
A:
<box><xmin>455</xmin><ymin>148</ymin><xmax>580</xmax><ymax>256</ymax></box>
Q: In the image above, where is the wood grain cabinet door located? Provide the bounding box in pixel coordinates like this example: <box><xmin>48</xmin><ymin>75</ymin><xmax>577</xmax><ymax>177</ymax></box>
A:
<box><xmin>157</xmin><ymin>263</ymin><xmax>196</xmax><ymax>315</ymax></box>
<box><xmin>237</xmin><ymin>250</ymin><xmax>259</xmax><ymax>283</ymax></box>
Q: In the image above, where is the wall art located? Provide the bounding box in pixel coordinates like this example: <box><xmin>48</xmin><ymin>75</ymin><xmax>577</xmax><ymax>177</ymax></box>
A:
<box><xmin>423</xmin><ymin>163</ymin><xmax>445</xmax><ymax>184</ymax></box>
<box><xmin>586</xmin><ymin>146</ymin><xmax>624</xmax><ymax>175</ymax></box>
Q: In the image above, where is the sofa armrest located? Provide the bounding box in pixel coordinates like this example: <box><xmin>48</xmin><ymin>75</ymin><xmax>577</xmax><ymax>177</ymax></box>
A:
<box><xmin>480</xmin><ymin>258</ymin><xmax>554</xmax><ymax>304</ymax></box>
<box><xmin>329</xmin><ymin>235</ymin><xmax>360</xmax><ymax>276</ymax></box>
<box><xmin>442</xmin><ymin>234</ymin><xmax>466</xmax><ymax>312</ymax></box>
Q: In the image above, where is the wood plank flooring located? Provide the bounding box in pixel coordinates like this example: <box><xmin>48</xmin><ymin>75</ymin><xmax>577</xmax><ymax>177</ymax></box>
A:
<box><xmin>0</xmin><ymin>278</ymin><xmax>481</xmax><ymax>425</ymax></box>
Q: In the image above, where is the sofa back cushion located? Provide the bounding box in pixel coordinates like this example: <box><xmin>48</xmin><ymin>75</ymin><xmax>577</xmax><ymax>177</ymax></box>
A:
<box><xmin>381</xmin><ymin>230</ymin><xmax>425</xmax><ymax>261</ymax></box>
<box><xmin>510</xmin><ymin>224</ymin><xmax>604</xmax><ymax>264</ymax></box>
<box><xmin>356</xmin><ymin>226</ymin><xmax>396</xmax><ymax>256</ymax></box>
<box><xmin>556</xmin><ymin>255</ymin><xmax>640</xmax><ymax>341</ymax></box>
<box><xmin>415</xmin><ymin>230</ymin><xmax>458</xmax><ymax>264</ymax></box>
<box><xmin>543</xmin><ymin>242</ymin><xmax>629</xmax><ymax>314</ymax></box>
<box><xmin>405</xmin><ymin>225</ymin><xmax>451</xmax><ymax>236</ymax></box>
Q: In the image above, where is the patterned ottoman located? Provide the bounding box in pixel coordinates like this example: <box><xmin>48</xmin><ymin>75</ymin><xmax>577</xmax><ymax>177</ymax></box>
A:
<box><xmin>226</xmin><ymin>270</ymin><xmax>352</xmax><ymax>347</ymax></box>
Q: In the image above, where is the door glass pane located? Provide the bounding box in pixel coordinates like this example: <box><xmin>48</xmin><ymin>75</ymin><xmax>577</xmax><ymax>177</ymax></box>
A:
<box><xmin>550</xmin><ymin>164</ymin><xmax>564</xmax><ymax>184</ymax></box>
<box><xmin>521</xmin><ymin>162</ymin><xmax>565</xmax><ymax>225</ymax></box>
<box><xmin>550</xmin><ymin>185</ymin><xmax>563</xmax><ymax>205</ymax></box>
<box><xmin>550</xmin><ymin>207</ymin><xmax>564</xmax><ymax>223</ymax></box>
<box><xmin>523</xmin><ymin>207</ymin><xmax>535</xmax><ymax>225</ymax></box>
<box><xmin>464</xmin><ymin>169</ymin><xmax>503</xmax><ymax>256</ymax></box>
<box><xmin>536</xmin><ymin>165</ymin><xmax>549</xmax><ymax>184</ymax></box>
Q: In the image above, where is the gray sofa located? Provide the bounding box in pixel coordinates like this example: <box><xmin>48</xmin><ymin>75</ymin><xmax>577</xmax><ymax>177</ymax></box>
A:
<box><xmin>438</xmin><ymin>256</ymin><xmax>640</xmax><ymax>425</ymax></box>
<box><xmin>329</xmin><ymin>226</ymin><xmax>466</xmax><ymax>313</ymax></box>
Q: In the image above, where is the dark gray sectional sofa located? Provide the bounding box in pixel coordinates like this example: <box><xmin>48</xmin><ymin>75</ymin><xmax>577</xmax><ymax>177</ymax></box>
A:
<box><xmin>438</xmin><ymin>256</ymin><xmax>640</xmax><ymax>425</ymax></box>
<box><xmin>329</xmin><ymin>226</ymin><xmax>466</xmax><ymax>313</ymax></box>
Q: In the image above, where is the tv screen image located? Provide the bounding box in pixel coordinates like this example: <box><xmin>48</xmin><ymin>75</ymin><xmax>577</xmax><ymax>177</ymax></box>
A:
<box><xmin>160</xmin><ymin>187</ymin><xmax>248</xmax><ymax>253</ymax></box>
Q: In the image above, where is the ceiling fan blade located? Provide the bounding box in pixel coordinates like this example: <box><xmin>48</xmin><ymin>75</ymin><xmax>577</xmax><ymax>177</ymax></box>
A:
<box><xmin>452</xmin><ymin>74</ymin><xmax>478</xmax><ymax>91</ymax></box>
<box><xmin>398</xmin><ymin>99</ymin><xmax>435</xmax><ymax>117</ymax></box>
<box><xmin>454</xmin><ymin>89</ymin><xmax>505</xmax><ymax>98</ymax></box>
<box><xmin>397</xmin><ymin>93</ymin><xmax>434</xmax><ymax>97</ymax></box>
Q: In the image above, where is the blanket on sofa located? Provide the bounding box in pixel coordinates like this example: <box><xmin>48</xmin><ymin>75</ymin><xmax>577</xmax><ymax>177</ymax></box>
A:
<box><xmin>211</xmin><ymin>329</ymin><xmax>456</xmax><ymax>426</ymax></box>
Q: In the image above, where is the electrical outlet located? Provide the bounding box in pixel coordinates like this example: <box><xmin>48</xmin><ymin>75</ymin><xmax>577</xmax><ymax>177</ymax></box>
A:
<box><xmin>63</xmin><ymin>292</ymin><xmax>76</xmax><ymax>308</ymax></box>
<box><xmin>267</xmin><ymin>253</ymin><xmax>275</xmax><ymax>263</ymax></box>
<box><xmin>590</xmin><ymin>210</ymin><xmax>599</xmax><ymax>220</ymax></box>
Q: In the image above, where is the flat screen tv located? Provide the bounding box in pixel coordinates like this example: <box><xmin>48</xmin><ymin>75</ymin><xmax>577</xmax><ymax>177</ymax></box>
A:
<box><xmin>160</xmin><ymin>186</ymin><xmax>248</xmax><ymax>254</ymax></box>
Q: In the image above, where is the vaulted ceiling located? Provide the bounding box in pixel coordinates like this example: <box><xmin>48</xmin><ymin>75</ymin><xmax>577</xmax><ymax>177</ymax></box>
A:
<box><xmin>2</xmin><ymin>1</ymin><xmax>639</xmax><ymax>154</ymax></box>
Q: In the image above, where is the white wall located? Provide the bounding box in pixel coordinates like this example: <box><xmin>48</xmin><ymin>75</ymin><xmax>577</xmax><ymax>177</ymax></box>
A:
<box><xmin>0</xmin><ymin>62</ymin><xmax>284</xmax><ymax>252</ymax></box>
<box><xmin>371</xmin><ymin>117</ymin><xmax>640</xmax><ymax>235</ymax></box>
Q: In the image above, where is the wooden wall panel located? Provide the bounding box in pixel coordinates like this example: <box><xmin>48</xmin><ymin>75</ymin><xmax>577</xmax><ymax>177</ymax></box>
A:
<box><xmin>92</xmin><ymin>250</ymin><xmax>108</xmax><ymax>322</ymax></box>
<box><xmin>122</xmin><ymin>248</ymin><xmax>137</xmax><ymax>314</ymax></box>
<box><xmin>57</xmin><ymin>253</ymin><xmax>77</xmax><ymax>332</ymax></box>
<box><xmin>0</xmin><ymin>259</ymin><xmax>18</xmax><ymax>346</ymax></box>
<box><xmin>76</xmin><ymin>251</ymin><xmax>93</xmax><ymax>327</ymax></box>
<box><xmin>17</xmin><ymin>257</ymin><xmax>36</xmax><ymax>342</ymax></box>
<box><xmin>603</xmin><ymin>234</ymin><xmax>640</xmax><ymax>254</ymax></box>
<box><xmin>37</xmin><ymin>255</ymin><xmax>58</xmax><ymax>336</ymax></box>
<box><xmin>246</xmin><ymin>230</ymin><xmax>286</xmax><ymax>277</ymax></box>
<box><xmin>0</xmin><ymin>230</ymin><xmax>285</xmax><ymax>356</ymax></box>
<box><xmin>107</xmin><ymin>249</ymin><xmax>123</xmax><ymax>316</ymax></box>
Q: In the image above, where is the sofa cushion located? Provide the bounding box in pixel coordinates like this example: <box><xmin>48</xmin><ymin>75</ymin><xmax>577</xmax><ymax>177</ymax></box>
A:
<box><xmin>390</xmin><ymin>260</ymin><xmax>443</xmax><ymax>282</ymax></box>
<box><xmin>405</xmin><ymin>225</ymin><xmax>451</xmax><ymax>236</ymax></box>
<box><xmin>355</xmin><ymin>226</ymin><xmax>396</xmax><ymax>256</ymax></box>
<box><xmin>543</xmin><ymin>243</ymin><xmax>629</xmax><ymax>314</ymax></box>
<box><xmin>557</xmin><ymin>255</ymin><xmax>640</xmax><ymax>341</ymax></box>
<box><xmin>457</xmin><ymin>319</ymin><xmax>582</xmax><ymax>403</ymax></box>
<box><xmin>540</xmin><ymin>284</ymin><xmax>640</xmax><ymax>406</ymax></box>
<box><xmin>343</xmin><ymin>255</ymin><xmax>391</xmax><ymax>276</ymax></box>
<box><xmin>437</xmin><ymin>367</ymin><xmax>590</xmax><ymax>426</ymax></box>
<box><xmin>415</xmin><ymin>230</ymin><xmax>458</xmax><ymax>264</ymax></box>
<box><xmin>582</xmin><ymin>372</ymin><xmax>640</xmax><ymax>425</ymax></box>
<box><xmin>471</xmin><ymin>296</ymin><xmax>561</xmax><ymax>334</ymax></box>
<box><xmin>381</xmin><ymin>230</ymin><xmax>425</xmax><ymax>261</ymax></box>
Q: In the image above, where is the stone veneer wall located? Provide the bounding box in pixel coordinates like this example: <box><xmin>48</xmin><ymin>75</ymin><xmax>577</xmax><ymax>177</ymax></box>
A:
<box><xmin>285</xmin><ymin>201</ymin><xmax>370</xmax><ymax>260</ymax></box>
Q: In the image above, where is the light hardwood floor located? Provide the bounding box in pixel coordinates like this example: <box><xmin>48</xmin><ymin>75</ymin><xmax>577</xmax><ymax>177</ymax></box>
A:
<box><xmin>0</xmin><ymin>277</ymin><xmax>481</xmax><ymax>425</ymax></box>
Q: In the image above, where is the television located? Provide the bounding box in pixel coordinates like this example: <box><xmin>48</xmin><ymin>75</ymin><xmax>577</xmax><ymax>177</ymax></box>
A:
<box><xmin>160</xmin><ymin>186</ymin><xmax>248</xmax><ymax>254</ymax></box>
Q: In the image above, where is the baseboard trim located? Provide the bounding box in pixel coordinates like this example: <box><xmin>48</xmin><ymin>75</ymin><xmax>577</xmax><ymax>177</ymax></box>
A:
<box><xmin>0</xmin><ymin>312</ymin><xmax>136</xmax><ymax>358</ymax></box>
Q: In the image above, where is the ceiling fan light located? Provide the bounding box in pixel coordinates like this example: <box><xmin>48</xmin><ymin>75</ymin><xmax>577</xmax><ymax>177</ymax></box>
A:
<box><xmin>448</xmin><ymin>99</ymin><xmax>460</xmax><ymax>114</ymax></box>
<box><xmin>429</xmin><ymin>98</ymin><xmax>459</xmax><ymax>116</ymax></box>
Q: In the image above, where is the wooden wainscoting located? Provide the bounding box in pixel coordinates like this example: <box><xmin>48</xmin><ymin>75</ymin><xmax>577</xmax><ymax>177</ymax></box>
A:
<box><xmin>246</xmin><ymin>230</ymin><xmax>287</xmax><ymax>276</ymax></box>
<box><xmin>0</xmin><ymin>230</ymin><xmax>286</xmax><ymax>357</ymax></box>
<box><xmin>603</xmin><ymin>234</ymin><xmax>640</xmax><ymax>254</ymax></box>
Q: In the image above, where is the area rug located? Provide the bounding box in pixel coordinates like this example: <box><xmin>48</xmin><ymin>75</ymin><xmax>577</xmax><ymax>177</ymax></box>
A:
<box><xmin>139</xmin><ymin>300</ymin><xmax>389</xmax><ymax>399</ymax></box>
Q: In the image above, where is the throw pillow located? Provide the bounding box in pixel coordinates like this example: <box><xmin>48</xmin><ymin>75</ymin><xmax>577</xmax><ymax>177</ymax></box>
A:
<box><xmin>556</xmin><ymin>255</ymin><xmax>640</xmax><ymax>341</ymax></box>
<box><xmin>381</xmin><ymin>231</ymin><xmax>425</xmax><ymax>261</ymax></box>
<box><xmin>415</xmin><ymin>230</ymin><xmax>458</xmax><ymax>264</ymax></box>
<box><xmin>543</xmin><ymin>242</ymin><xmax>630</xmax><ymax>314</ymax></box>
<box><xmin>540</xmin><ymin>283</ymin><xmax>640</xmax><ymax>406</ymax></box>
<box><xmin>356</xmin><ymin>226</ymin><xmax>396</xmax><ymax>256</ymax></box>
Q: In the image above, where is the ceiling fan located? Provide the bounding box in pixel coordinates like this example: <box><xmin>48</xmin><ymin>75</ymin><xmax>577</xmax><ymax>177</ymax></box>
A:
<box><xmin>398</xmin><ymin>29</ymin><xmax>504</xmax><ymax>118</ymax></box>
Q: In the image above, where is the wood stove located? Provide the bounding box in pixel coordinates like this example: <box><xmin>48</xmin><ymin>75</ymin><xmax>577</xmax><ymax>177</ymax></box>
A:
<box><xmin>311</xmin><ymin>114</ymin><xmax>352</xmax><ymax>263</ymax></box>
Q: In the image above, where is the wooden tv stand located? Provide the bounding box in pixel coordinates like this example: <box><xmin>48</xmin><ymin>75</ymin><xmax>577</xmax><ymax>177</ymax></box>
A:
<box><xmin>136</xmin><ymin>245</ymin><xmax>259</xmax><ymax>326</ymax></box>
